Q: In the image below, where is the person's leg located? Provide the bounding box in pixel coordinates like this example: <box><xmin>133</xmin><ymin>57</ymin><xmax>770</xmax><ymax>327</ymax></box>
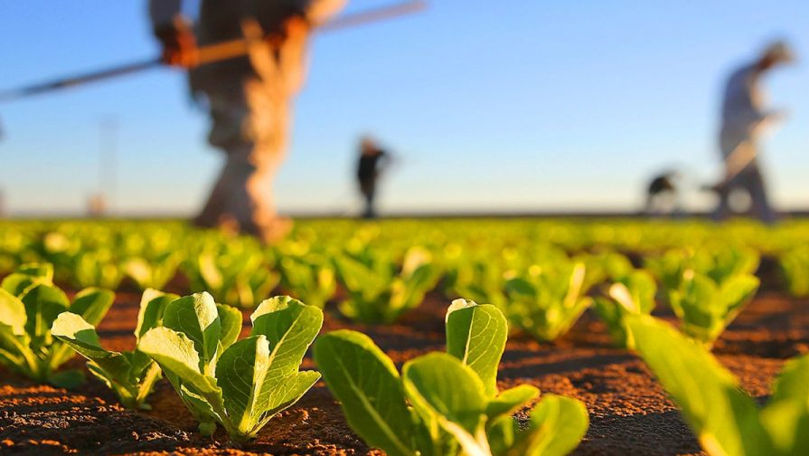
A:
<box><xmin>744</xmin><ymin>164</ymin><xmax>776</xmax><ymax>224</ymax></box>
<box><xmin>194</xmin><ymin>21</ymin><xmax>310</xmax><ymax>241</ymax></box>
<box><xmin>363</xmin><ymin>182</ymin><xmax>377</xmax><ymax>218</ymax></box>
<box><xmin>195</xmin><ymin>85</ymin><xmax>250</xmax><ymax>228</ymax></box>
<box><xmin>645</xmin><ymin>191</ymin><xmax>656</xmax><ymax>215</ymax></box>
<box><xmin>215</xmin><ymin>76</ymin><xmax>289</xmax><ymax>241</ymax></box>
<box><xmin>712</xmin><ymin>186</ymin><xmax>732</xmax><ymax>221</ymax></box>
<box><xmin>713</xmin><ymin>134</ymin><xmax>740</xmax><ymax>222</ymax></box>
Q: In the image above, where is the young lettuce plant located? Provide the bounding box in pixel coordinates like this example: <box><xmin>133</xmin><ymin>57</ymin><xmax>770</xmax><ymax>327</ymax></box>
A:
<box><xmin>668</xmin><ymin>270</ymin><xmax>758</xmax><ymax>346</ymax></box>
<box><xmin>123</xmin><ymin>251</ymin><xmax>182</xmax><ymax>291</ymax></box>
<box><xmin>0</xmin><ymin>263</ymin><xmax>114</xmax><ymax>387</ymax></box>
<box><xmin>73</xmin><ymin>249</ymin><xmax>124</xmax><ymax>290</ymax></box>
<box><xmin>593</xmin><ymin>270</ymin><xmax>656</xmax><ymax>349</ymax></box>
<box><xmin>645</xmin><ymin>245</ymin><xmax>759</xmax><ymax>299</ymax></box>
<box><xmin>503</xmin><ymin>262</ymin><xmax>591</xmax><ymax>341</ymax></box>
<box><xmin>138</xmin><ymin>293</ymin><xmax>322</xmax><ymax>442</ymax></box>
<box><xmin>627</xmin><ymin>314</ymin><xmax>809</xmax><ymax>456</ymax></box>
<box><xmin>50</xmin><ymin>289</ymin><xmax>178</xmax><ymax>409</ymax></box>
<box><xmin>278</xmin><ymin>254</ymin><xmax>336</xmax><ymax>309</ymax></box>
<box><xmin>184</xmin><ymin>247</ymin><xmax>280</xmax><ymax>308</ymax></box>
<box><xmin>334</xmin><ymin>247</ymin><xmax>440</xmax><ymax>324</ymax></box>
<box><xmin>779</xmin><ymin>246</ymin><xmax>809</xmax><ymax>297</ymax></box>
<box><xmin>314</xmin><ymin>299</ymin><xmax>589</xmax><ymax>456</ymax></box>
<box><xmin>574</xmin><ymin>251</ymin><xmax>634</xmax><ymax>293</ymax></box>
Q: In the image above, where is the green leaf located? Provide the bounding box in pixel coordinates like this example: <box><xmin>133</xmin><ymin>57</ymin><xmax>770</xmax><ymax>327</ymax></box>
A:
<box><xmin>718</xmin><ymin>275</ymin><xmax>759</xmax><ymax>317</ymax></box>
<box><xmin>2</xmin><ymin>263</ymin><xmax>53</xmax><ymax>296</ymax></box>
<box><xmin>0</xmin><ymin>288</ymin><xmax>26</xmax><ymax>336</ymax></box>
<box><xmin>626</xmin><ymin>315</ymin><xmax>771</xmax><ymax>456</ymax></box>
<box><xmin>250</xmin><ymin>296</ymin><xmax>322</xmax><ymax>379</ymax></box>
<box><xmin>512</xmin><ymin>394</ymin><xmax>589</xmax><ymax>456</ymax></box>
<box><xmin>620</xmin><ymin>270</ymin><xmax>657</xmax><ymax>314</ymax></box>
<box><xmin>51</xmin><ymin>312</ymin><xmax>132</xmax><ymax>382</ymax></box>
<box><xmin>402</xmin><ymin>353</ymin><xmax>489</xmax><ymax>455</ymax></box>
<box><xmin>760</xmin><ymin>354</ymin><xmax>809</xmax><ymax>453</ymax></box>
<box><xmin>17</xmin><ymin>263</ymin><xmax>55</xmax><ymax>281</ymax></box>
<box><xmin>486</xmin><ymin>385</ymin><xmax>540</xmax><ymax>421</ymax></box>
<box><xmin>161</xmin><ymin>292</ymin><xmax>221</xmax><ymax>370</ymax></box>
<box><xmin>215</xmin><ymin>336</ymin><xmax>271</xmax><ymax>436</ymax></box>
<box><xmin>254</xmin><ymin>370</ymin><xmax>320</xmax><ymax>428</ymax></box>
<box><xmin>313</xmin><ymin>330</ymin><xmax>417</xmax><ymax>456</ymax></box>
<box><xmin>445</xmin><ymin>299</ymin><xmax>508</xmax><ymax>397</ymax></box>
<box><xmin>21</xmin><ymin>284</ymin><xmax>69</xmax><ymax>349</ymax></box>
<box><xmin>217</xmin><ymin>303</ymin><xmax>242</xmax><ymax>350</ymax></box>
<box><xmin>138</xmin><ymin>326</ymin><xmax>219</xmax><ymax>395</ymax></box>
<box><xmin>69</xmin><ymin>288</ymin><xmax>115</xmax><ymax>326</ymax></box>
<box><xmin>135</xmin><ymin>289</ymin><xmax>178</xmax><ymax>342</ymax></box>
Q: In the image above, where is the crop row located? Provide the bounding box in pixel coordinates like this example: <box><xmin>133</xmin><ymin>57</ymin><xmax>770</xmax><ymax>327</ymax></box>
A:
<box><xmin>1</xmin><ymin>256</ymin><xmax>808</xmax><ymax>455</ymax></box>
<box><xmin>0</xmin><ymin>220</ymin><xmax>803</xmax><ymax>346</ymax></box>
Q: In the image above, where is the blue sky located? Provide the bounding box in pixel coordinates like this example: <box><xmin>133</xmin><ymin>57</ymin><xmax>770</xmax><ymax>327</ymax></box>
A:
<box><xmin>1</xmin><ymin>1</ymin><xmax>807</xmax><ymax>216</ymax></box>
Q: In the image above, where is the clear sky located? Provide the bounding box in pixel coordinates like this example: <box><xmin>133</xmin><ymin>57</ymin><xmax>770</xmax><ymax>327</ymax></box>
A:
<box><xmin>1</xmin><ymin>1</ymin><xmax>807</xmax><ymax>216</ymax></box>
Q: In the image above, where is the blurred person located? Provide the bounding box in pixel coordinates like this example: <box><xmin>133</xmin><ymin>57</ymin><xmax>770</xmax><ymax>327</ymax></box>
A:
<box><xmin>148</xmin><ymin>0</ymin><xmax>346</xmax><ymax>241</ymax></box>
<box><xmin>645</xmin><ymin>170</ymin><xmax>681</xmax><ymax>216</ymax></box>
<box><xmin>356</xmin><ymin>136</ymin><xmax>392</xmax><ymax>218</ymax></box>
<box><xmin>87</xmin><ymin>193</ymin><xmax>107</xmax><ymax>217</ymax></box>
<box><xmin>711</xmin><ymin>40</ymin><xmax>794</xmax><ymax>224</ymax></box>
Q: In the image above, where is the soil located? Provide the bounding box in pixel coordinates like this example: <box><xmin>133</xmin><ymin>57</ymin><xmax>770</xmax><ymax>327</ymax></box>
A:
<box><xmin>2</xmin><ymin>282</ymin><xmax>808</xmax><ymax>455</ymax></box>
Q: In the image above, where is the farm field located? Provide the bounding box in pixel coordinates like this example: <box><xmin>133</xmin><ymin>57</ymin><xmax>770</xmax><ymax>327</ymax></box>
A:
<box><xmin>1</xmin><ymin>218</ymin><xmax>809</xmax><ymax>455</ymax></box>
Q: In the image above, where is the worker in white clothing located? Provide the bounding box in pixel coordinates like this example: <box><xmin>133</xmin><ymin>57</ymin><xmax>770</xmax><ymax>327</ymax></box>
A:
<box><xmin>148</xmin><ymin>0</ymin><xmax>346</xmax><ymax>241</ymax></box>
<box><xmin>712</xmin><ymin>41</ymin><xmax>795</xmax><ymax>223</ymax></box>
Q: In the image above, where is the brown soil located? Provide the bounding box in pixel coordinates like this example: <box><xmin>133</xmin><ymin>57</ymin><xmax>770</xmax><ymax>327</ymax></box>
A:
<box><xmin>2</xmin><ymin>289</ymin><xmax>808</xmax><ymax>455</ymax></box>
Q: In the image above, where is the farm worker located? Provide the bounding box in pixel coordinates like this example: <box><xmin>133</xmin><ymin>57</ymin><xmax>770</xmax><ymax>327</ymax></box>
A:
<box><xmin>645</xmin><ymin>170</ymin><xmax>681</xmax><ymax>216</ymax></box>
<box><xmin>712</xmin><ymin>40</ymin><xmax>794</xmax><ymax>223</ymax></box>
<box><xmin>356</xmin><ymin>136</ymin><xmax>392</xmax><ymax>218</ymax></box>
<box><xmin>148</xmin><ymin>0</ymin><xmax>346</xmax><ymax>241</ymax></box>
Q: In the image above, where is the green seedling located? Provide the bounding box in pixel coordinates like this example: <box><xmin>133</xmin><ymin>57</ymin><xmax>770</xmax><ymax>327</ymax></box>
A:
<box><xmin>668</xmin><ymin>270</ymin><xmax>758</xmax><ymax>346</ymax></box>
<box><xmin>334</xmin><ymin>246</ymin><xmax>440</xmax><ymax>324</ymax></box>
<box><xmin>314</xmin><ymin>299</ymin><xmax>589</xmax><ymax>456</ymax></box>
<box><xmin>74</xmin><ymin>249</ymin><xmax>124</xmax><ymax>290</ymax></box>
<box><xmin>278</xmin><ymin>254</ymin><xmax>336</xmax><ymax>309</ymax></box>
<box><xmin>124</xmin><ymin>251</ymin><xmax>182</xmax><ymax>291</ymax></box>
<box><xmin>184</xmin><ymin>247</ymin><xmax>280</xmax><ymax>309</ymax></box>
<box><xmin>51</xmin><ymin>289</ymin><xmax>178</xmax><ymax>409</ymax></box>
<box><xmin>138</xmin><ymin>293</ymin><xmax>321</xmax><ymax>442</ymax></box>
<box><xmin>645</xmin><ymin>245</ymin><xmax>759</xmax><ymax>299</ymax></box>
<box><xmin>593</xmin><ymin>270</ymin><xmax>656</xmax><ymax>348</ymax></box>
<box><xmin>504</xmin><ymin>263</ymin><xmax>592</xmax><ymax>341</ymax></box>
<box><xmin>627</xmin><ymin>314</ymin><xmax>809</xmax><ymax>456</ymax></box>
<box><xmin>779</xmin><ymin>246</ymin><xmax>809</xmax><ymax>298</ymax></box>
<box><xmin>0</xmin><ymin>262</ymin><xmax>114</xmax><ymax>387</ymax></box>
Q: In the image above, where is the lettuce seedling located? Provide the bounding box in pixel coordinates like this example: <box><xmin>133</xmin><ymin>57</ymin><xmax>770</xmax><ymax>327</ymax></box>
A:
<box><xmin>779</xmin><ymin>246</ymin><xmax>809</xmax><ymax>297</ymax></box>
<box><xmin>138</xmin><ymin>293</ymin><xmax>321</xmax><ymax>442</ymax></box>
<box><xmin>51</xmin><ymin>289</ymin><xmax>178</xmax><ymax>409</ymax></box>
<box><xmin>334</xmin><ymin>247</ymin><xmax>440</xmax><ymax>324</ymax></box>
<box><xmin>447</xmin><ymin>261</ymin><xmax>507</xmax><ymax>309</ymax></box>
<box><xmin>503</xmin><ymin>263</ymin><xmax>592</xmax><ymax>341</ymax></box>
<box><xmin>627</xmin><ymin>315</ymin><xmax>809</xmax><ymax>456</ymax></box>
<box><xmin>593</xmin><ymin>270</ymin><xmax>656</xmax><ymax>349</ymax></box>
<box><xmin>73</xmin><ymin>249</ymin><xmax>124</xmax><ymax>290</ymax></box>
<box><xmin>645</xmin><ymin>245</ymin><xmax>759</xmax><ymax>298</ymax></box>
<box><xmin>124</xmin><ymin>251</ymin><xmax>182</xmax><ymax>291</ymax></box>
<box><xmin>184</xmin><ymin>247</ymin><xmax>280</xmax><ymax>308</ymax></box>
<box><xmin>314</xmin><ymin>300</ymin><xmax>589</xmax><ymax>456</ymax></box>
<box><xmin>574</xmin><ymin>251</ymin><xmax>634</xmax><ymax>293</ymax></box>
<box><xmin>668</xmin><ymin>270</ymin><xmax>758</xmax><ymax>346</ymax></box>
<box><xmin>0</xmin><ymin>263</ymin><xmax>114</xmax><ymax>387</ymax></box>
<box><xmin>278</xmin><ymin>255</ymin><xmax>336</xmax><ymax>309</ymax></box>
